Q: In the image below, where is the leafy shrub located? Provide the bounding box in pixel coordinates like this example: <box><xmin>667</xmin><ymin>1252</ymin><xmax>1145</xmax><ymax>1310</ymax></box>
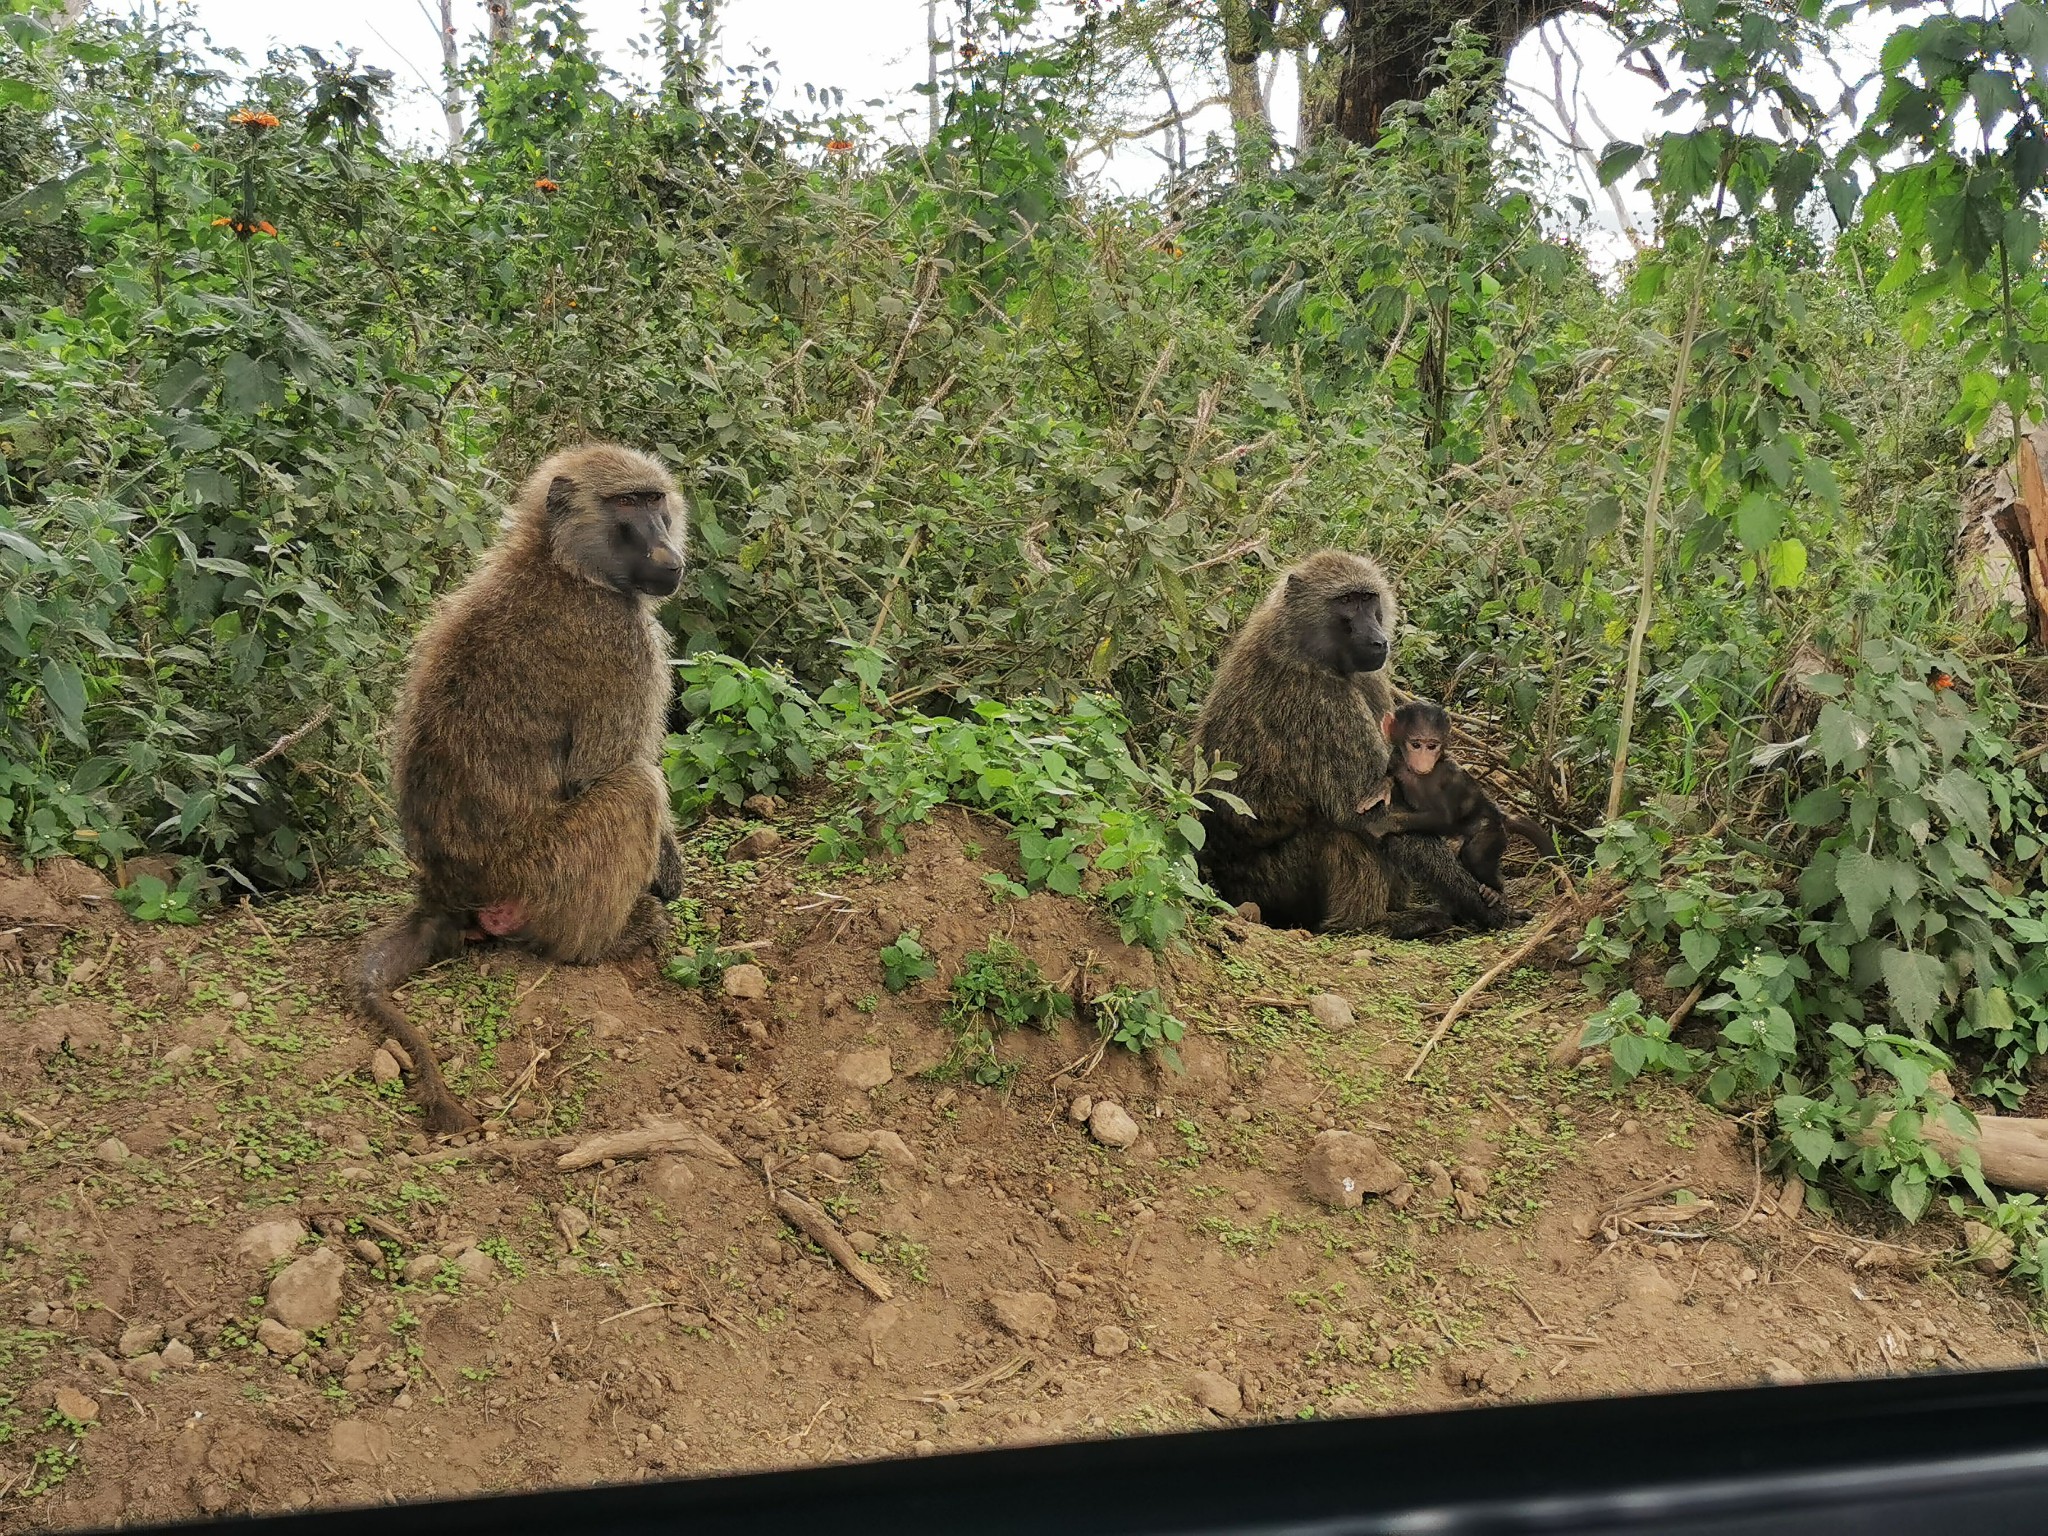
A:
<box><xmin>1579</xmin><ymin>639</ymin><xmax>2048</xmax><ymax>1223</ymax></box>
<box><xmin>878</xmin><ymin>930</ymin><xmax>936</xmax><ymax>993</ymax></box>
<box><xmin>1093</xmin><ymin>985</ymin><xmax>1185</xmax><ymax>1070</ymax></box>
<box><xmin>930</xmin><ymin>937</ymin><xmax>1072</xmax><ymax>1086</ymax></box>
<box><xmin>661</xmin><ymin>653</ymin><xmax>829</xmax><ymax>821</ymax></box>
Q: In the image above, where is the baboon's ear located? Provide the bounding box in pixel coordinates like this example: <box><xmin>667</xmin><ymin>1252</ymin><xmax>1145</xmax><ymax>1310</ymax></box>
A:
<box><xmin>1286</xmin><ymin>573</ymin><xmax>1303</xmax><ymax>599</ymax></box>
<box><xmin>1381</xmin><ymin>712</ymin><xmax>1396</xmax><ymax>739</ymax></box>
<box><xmin>544</xmin><ymin>475</ymin><xmax>578</xmax><ymax>525</ymax></box>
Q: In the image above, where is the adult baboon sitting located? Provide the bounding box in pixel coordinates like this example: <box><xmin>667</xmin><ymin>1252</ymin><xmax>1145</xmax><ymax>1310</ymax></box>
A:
<box><xmin>1193</xmin><ymin>550</ymin><xmax>1519</xmax><ymax>936</ymax></box>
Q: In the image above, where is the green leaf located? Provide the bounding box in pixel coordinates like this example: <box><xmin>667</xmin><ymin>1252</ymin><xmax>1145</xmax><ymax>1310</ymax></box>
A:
<box><xmin>1597</xmin><ymin>141</ymin><xmax>1646</xmax><ymax>186</ymax></box>
<box><xmin>1679</xmin><ymin>927</ymin><xmax>1721</xmax><ymax>973</ymax></box>
<box><xmin>1764</xmin><ymin>537</ymin><xmax>1808</xmax><ymax>589</ymax></box>
<box><xmin>1929</xmin><ymin>767</ymin><xmax>1992</xmax><ymax>844</ymax></box>
<box><xmin>1733</xmin><ymin>492</ymin><xmax>1781</xmax><ymax>551</ymax></box>
<box><xmin>1879</xmin><ymin>946</ymin><xmax>1949</xmax><ymax>1034</ymax></box>
<box><xmin>1788</xmin><ymin>788</ymin><xmax>1845</xmax><ymax>828</ymax></box>
<box><xmin>1584</xmin><ymin>494</ymin><xmax>1623</xmax><ymax>541</ymax></box>
<box><xmin>1813</xmin><ymin>701</ymin><xmax>1870</xmax><ymax>770</ymax></box>
<box><xmin>39</xmin><ymin>658</ymin><xmax>86</xmax><ymax>743</ymax></box>
<box><xmin>1821</xmin><ymin>169</ymin><xmax>1859</xmax><ymax>229</ymax></box>
<box><xmin>1789</xmin><ymin>1124</ymin><xmax>1834</xmax><ymax>1167</ymax></box>
<box><xmin>222</xmin><ymin>352</ymin><xmax>284</xmax><ymax>415</ymax></box>
<box><xmin>1889</xmin><ymin>1169</ymin><xmax>1930</xmax><ymax>1223</ymax></box>
<box><xmin>1835</xmin><ymin>847</ymin><xmax>1893</xmax><ymax>935</ymax></box>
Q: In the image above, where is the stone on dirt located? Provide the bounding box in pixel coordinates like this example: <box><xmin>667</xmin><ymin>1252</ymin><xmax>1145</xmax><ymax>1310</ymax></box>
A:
<box><xmin>118</xmin><ymin>1322</ymin><xmax>164</xmax><ymax>1358</ymax></box>
<box><xmin>1087</xmin><ymin>1101</ymin><xmax>1139</xmax><ymax>1150</ymax></box>
<box><xmin>868</xmin><ymin>1129</ymin><xmax>916</xmax><ymax>1168</ymax></box>
<box><xmin>1307</xmin><ymin>993</ymin><xmax>1354</xmax><ymax>1029</ymax></box>
<box><xmin>643</xmin><ymin>1157</ymin><xmax>698</xmax><ymax>1204</ymax></box>
<box><xmin>235</xmin><ymin>1217</ymin><xmax>307</xmax><ymax>1267</ymax></box>
<box><xmin>451</xmin><ymin>1247</ymin><xmax>496</xmax><ymax>1284</ymax></box>
<box><xmin>722</xmin><ymin>964</ymin><xmax>769</xmax><ymax>1001</ymax></box>
<box><xmin>837</xmin><ymin>1049</ymin><xmax>893</xmax><ymax>1091</ymax></box>
<box><xmin>330</xmin><ymin>1420</ymin><xmax>392</xmax><ymax>1467</ymax></box>
<box><xmin>1762</xmin><ymin>1358</ymin><xmax>1805</xmax><ymax>1386</ymax></box>
<box><xmin>265</xmin><ymin>1248</ymin><xmax>344</xmax><ymax>1330</ymax></box>
<box><xmin>256</xmin><ymin>1318</ymin><xmax>307</xmax><ymax>1356</ymax></box>
<box><xmin>160</xmin><ymin>1339</ymin><xmax>195</xmax><ymax>1369</ymax></box>
<box><xmin>1189</xmin><ymin>1371</ymin><xmax>1242</xmax><ymax>1418</ymax></box>
<box><xmin>987</xmin><ymin>1289</ymin><xmax>1058</xmax><ymax>1341</ymax></box>
<box><xmin>727</xmin><ymin>828</ymin><xmax>783</xmax><ymax>862</ymax></box>
<box><xmin>402</xmin><ymin>1253</ymin><xmax>444</xmax><ymax>1285</ymax></box>
<box><xmin>553</xmin><ymin>1203</ymin><xmax>591</xmax><ymax>1246</ymax></box>
<box><xmin>94</xmin><ymin>1137</ymin><xmax>129</xmax><ymax>1164</ymax></box>
<box><xmin>368</xmin><ymin>1048</ymin><xmax>401</xmax><ymax>1085</ymax></box>
<box><xmin>1068</xmin><ymin>1095</ymin><xmax>1093</xmax><ymax>1124</ymax></box>
<box><xmin>1091</xmin><ymin>1324</ymin><xmax>1129</xmax><ymax>1358</ymax></box>
<box><xmin>1965</xmin><ymin>1220</ymin><xmax>2016</xmax><ymax>1274</ymax></box>
<box><xmin>822</xmin><ymin>1130</ymin><xmax>872</xmax><ymax>1159</ymax></box>
<box><xmin>1301</xmin><ymin>1130</ymin><xmax>1405</xmax><ymax>1209</ymax></box>
<box><xmin>53</xmin><ymin>1387</ymin><xmax>97</xmax><ymax>1424</ymax></box>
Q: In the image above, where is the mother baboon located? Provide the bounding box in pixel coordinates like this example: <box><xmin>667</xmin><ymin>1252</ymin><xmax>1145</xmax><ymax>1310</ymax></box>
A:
<box><xmin>1193</xmin><ymin>550</ymin><xmax>1519</xmax><ymax>936</ymax></box>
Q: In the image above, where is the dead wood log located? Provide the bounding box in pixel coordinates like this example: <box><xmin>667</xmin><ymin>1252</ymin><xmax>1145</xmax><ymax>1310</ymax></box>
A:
<box><xmin>555</xmin><ymin>1117</ymin><xmax>741</xmax><ymax>1172</ymax></box>
<box><xmin>772</xmin><ymin>1189</ymin><xmax>894</xmax><ymax>1301</ymax></box>
<box><xmin>1862</xmin><ymin>1108</ymin><xmax>2048</xmax><ymax>1194</ymax></box>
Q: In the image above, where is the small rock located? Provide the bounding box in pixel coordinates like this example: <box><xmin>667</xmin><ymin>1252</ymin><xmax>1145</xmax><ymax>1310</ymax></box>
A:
<box><xmin>643</xmin><ymin>1157</ymin><xmax>697</xmax><ymax>1204</ymax></box>
<box><xmin>742</xmin><ymin>794</ymin><xmax>780</xmax><ymax>819</ymax></box>
<box><xmin>1087</xmin><ymin>1102</ymin><xmax>1140</xmax><ymax>1150</ymax></box>
<box><xmin>123</xmin><ymin>1351</ymin><xmax>164</xmax><ymax>1382</ymax></box>
<box><xmin>25</xmin><ymin>1301</ymin><xmax>49</xmax><ymax>1326</ymax></box>
<box><xmin>1451</xmin><ymin>1164</ymin><xmax>1491</xmax><ymax>1197</ymax></box>
<box><xmin>344</xmin><ymin>1130</ymin><xmax>372</xmax><ymax>1154</ymax></box>
<box><xmin>727</xmin><ymin>828</ymin><xmax>783</xmax><ymax>862</ymax></box>
<box><xmin>53</xmin><ymin>1387</ymin><xmax>98</xmax><ymax>1424</ymax></box>
<box><xmin>552</xmin><ymin>1204</ymin><xmax>591</xmax><ymax>1248</ymax></box>
<box><xmin>451</xmin><ymin>1248</ymin><xmax>495</xmax><ymax>1284</ymax></box>
<box><xmin>1224</xmin><ymin>1104</ymin><xmax>1252</xmax><ymax>1125</ymax></box>
<box><xmin>162</xmin><ymin>1043</ymin><xmax>196</xmax><ymax>1068</ymax></box>
<box><xmin>118</xmin><ymin>1322</ymin><xmax>164</xmax><ymax>1358</ymax></box>
<box><xmin>380</xmin><ymin>1037</ymin><xmax>415</xmax><ymax>1070</ymax></box>
<box><xmin>402</xmin><ymin>1253</ymin><xmax>444</xmax><ymax>1285</ymax></box>
<box><xmin>1091</xmin><ymin>1324</ymin><xmax>1129</xmax><ymax>1358</ymax></box>
<box><xmin>1423</xmin><ymin>1160</ymin><xmax>1455</xmax><ymax>1202</ymax></box>
<box><xmin>1453</xmin><ymin>1187</ymin><xmax>1484</xmax><ymax>1221</ymax></box>
<box><xmin>812</xmin><ymin>1152</ymin><xmax>849</xmax><ymax>1180</ymax></box>
<box><xmin>1233</xmin><ymin>1190</ymin><xmax>1258</xmax><ymax>1211</ymax></box>
<box><xmin>257</xmin><ymin>1318</ymin><xmax>307</xmax><ymax>1356</ymax></box>
<box><xmin>153</xmin><ymin>1338</ymin><xmax>194</xmax><ymax>1370</ymax></box>
<box><xmin>1234</xmin><ymin>902</ymin><xmax>1262</xmax><ymax>924</ymax></box>
<box><xmin>1054</xmin><ymin>1280</ymin><xmax>1083</xmax><ymax>1301</ymax></box>
<box><xmin>1965</xmin><ymin>1220</ymin><xmax>2016</xmax><ymax>1275</ymax></box>
<box><xmin>987</xmin><ymin>1289</ymin><xmax>1058</xmax><ymax>1341</ymax></box>
<box><xmin>226</xmin><ymin>989</ymin><xmax>250</xmax><ymax>1011</ymax></box>
<box><xmin>235</xmin><ymin>1217</ymin><xmax>307</xmax><ymax>1267</ymax></box>
<box><xmin>722</xmin><ymin>964</ymin><xmax>769</xmax><ymax>1001</ymax></box>
<box><xmin>1189</xmin><ymin>1371</ymin><xmax>1242</xmax><ymax>1418</ymax></box>
<box><xmin>1763</xmin><ymin>1358</ymin><xmax>1805</xmax><ymax>1386</ymax></box>
<box><xmin>1307</xmin><ymin>993</ymin><xmax>1354</xmax><ymax>1029</ymax></box>
<box><xmin>1301</xmin><ymin>1130</ymin><xmax>1405</xmax><ymax>1210</ymax></box>
<box><xmin>847</xmin><ymin>1231</ymin><xmax>881</xmax><ymax>1257</ymax></box>
<box><xmin>265</xmin><ymin>1248</ymin><xmax>345</xmax><ymax>1330</ymax></box>
<box><xmin>369</xmin><ymin>1049</ymin><xmax>401</xmax><ymax>1085</ymax></box>
<box><xmin>1068</xmin><ymin>1095</ymin><xmax>1094</xmax><ymax>1124</ymax></box>
<box><xmin>837</xmin><ymin>1049</ymin><xmax>893</xmax><ymax>1091</ymax></box>
<box><xmin>351</xmin><ymin>1239</ymin><xmax>384</xmax><ymax>1266</ymax></box>
<box><xmin>1443</xmin><ymin>1352</ymin><xmax>1523</xmax><ymax>1397</ymax></box>
<box><xmin>1620</xmin><ymin>1118</ymin><xmax>1641</xmax><ymax>1137</ymax></box>
<box><xmin>755</xmin><ymin>1234</ymin><xmax>788</xmax><ymax>1265</ymax></box>
<box><xmin>1779</xmin><ymin>1172</ymin><xmax>1807</xmax><ymax>1221</ymax></box>
<box><xmin>912</xmin><ymin>1439</ymin><xmax>936</xmax><ymax>1457</ymax></box>
<box><xmin>822</xmin><ymin>1131</ymin><xmax>872</xmax><ymax>1159</ymax></box>
<box><xmin>330</xmin><ymin>1420</ymin><xmax>392</xmax><ymax>1467</ymax></box>
<box><xmin>868</xmin><ymin>1129</ymin><xmax>916</xmax><ymax>1168</ymax></box>
<box><xmin>94</xmin><ymin>1137</ymin><xmax>129</xmax><ymax>1165</ymax></box>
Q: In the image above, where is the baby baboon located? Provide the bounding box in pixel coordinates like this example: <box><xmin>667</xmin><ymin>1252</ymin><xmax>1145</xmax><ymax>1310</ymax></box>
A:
<box><xmin>358</xmin><ymin>443</ymin><xmax>688</xmax><ymax>1133</ymax></box>
<box><xmin>1360</xmin><ymin>701</ymin><xmax>1558</xmax><ymax>893</ymax></box>
<box><xmin>1193</xmin><ymin>551</ymin><xmax>1518</xmax><ymax>936</ymax></box>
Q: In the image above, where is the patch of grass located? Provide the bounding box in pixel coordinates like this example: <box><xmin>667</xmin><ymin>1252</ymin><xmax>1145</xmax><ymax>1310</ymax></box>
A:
<box><xmin>926</xmin><ymin>938</ymin><xmax>1072</xmax><ymax>1087</ymax></box>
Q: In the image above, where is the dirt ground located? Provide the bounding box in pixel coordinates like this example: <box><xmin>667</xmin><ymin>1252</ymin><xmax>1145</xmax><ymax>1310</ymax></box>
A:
<box><xmin>1</xmin><ymin>808</ymin><xmax>2039</xmax><ymax>1529</ymax></box>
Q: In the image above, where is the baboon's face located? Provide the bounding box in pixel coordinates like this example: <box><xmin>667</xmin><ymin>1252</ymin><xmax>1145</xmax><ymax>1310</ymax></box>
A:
<box><xmin>1301</xmin><ymin>582</ymin><xmax>1389</xmax><ymax>675</ymax></box>
<box><xmin>603</xmin><ymin>488</ymin><xmax>685</xmax><ymax>597</ymax></box>
<box><xmin>549</xmin><ymin>473</ymin><xmax>685</xmax><ymax>597</ymax></box>
<box><xmin>1388</xmin><ymin>705</ymin><xmax>1448</xmax><ymax>774</ymax></box>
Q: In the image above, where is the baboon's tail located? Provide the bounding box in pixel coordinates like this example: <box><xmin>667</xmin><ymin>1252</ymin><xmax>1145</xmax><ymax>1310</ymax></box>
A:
<box><xmin>357</xmin><ymin>906</ymin><xmax>480</xmax><ymax>1136</ymax></box>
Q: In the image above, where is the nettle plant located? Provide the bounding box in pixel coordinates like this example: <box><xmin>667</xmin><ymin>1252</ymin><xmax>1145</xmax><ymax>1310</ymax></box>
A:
<box><xmin>1583</xmin><ymin>639</ymin><xmax>2048</xmax><ymax>1222</ymax></box>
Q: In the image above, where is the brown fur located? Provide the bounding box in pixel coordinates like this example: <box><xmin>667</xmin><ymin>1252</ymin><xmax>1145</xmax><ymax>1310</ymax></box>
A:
<box><xmin>357</xmin><ymin>443</ymin><xmax>686</xmax><ymax>1133</ymax></box>
<box><xmin>1194</xmin><ymin>551</ymin><xmax>1517</xmax><ymax>936</ymax></box>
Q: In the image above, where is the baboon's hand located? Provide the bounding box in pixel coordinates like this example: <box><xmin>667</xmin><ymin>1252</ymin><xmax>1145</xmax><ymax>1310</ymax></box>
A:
<box><xmin>652</xmin><ymin>827</ymin><xmax>684</xmax><ymax>902</ymax></box>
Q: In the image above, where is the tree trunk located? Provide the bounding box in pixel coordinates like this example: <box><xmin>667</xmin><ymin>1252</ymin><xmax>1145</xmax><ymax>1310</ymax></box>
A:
<box><xmin>1304</xmin><ymin>0</ymin><xmax>1581</xmax><ymax>145</ymax></box>
<box><xmin>435</xmin><ymin>0</ymin><xmax>467</xmax><ymax>157</ymax></box>
<box><xmin>1216</xmin><ymin>0</ymin><xmax>1277</xmax><ymax>175</ymax></box>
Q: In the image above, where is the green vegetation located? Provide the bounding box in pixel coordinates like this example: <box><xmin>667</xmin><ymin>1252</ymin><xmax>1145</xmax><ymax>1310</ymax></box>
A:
<box><xmin>930</xmin><ymin>937</ymin><xmax>1072</xmax><ymax>1085</ymax></box>
<box><xmin>10</xmin><ymin>0</ymin><xmax>2048</xmax><ymax>1289</ymax></box>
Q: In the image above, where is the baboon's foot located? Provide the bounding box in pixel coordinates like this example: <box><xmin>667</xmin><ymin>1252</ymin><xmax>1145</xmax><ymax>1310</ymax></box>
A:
<box><xmin>418</xmin><ymin>1091</ymin><xmax>482</xmax><ymax>1137</ymax></box>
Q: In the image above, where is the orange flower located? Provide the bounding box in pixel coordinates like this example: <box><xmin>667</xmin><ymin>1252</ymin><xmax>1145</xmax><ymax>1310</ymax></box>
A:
<box><xmin>229</xmin><ymin>109</ymin><xmax>281</xmax><ymax>129</ymax></box>
<box><xmin>826</xmin><ymin>137</ymin><xmax>854</xmax><ymax>154</ymax></box>
<box><xmin>256</xmin><ymin>221</ymin><xmax>277</xmax><ymax>237</ymax></box>
<box><xmin>1932</xmin><ymin>672</ymin><xmax>1955</xmax><ymax>690</ymax></box>
<box><xmin>211</xmin><ymin>216</ymin><xmax>231</xmax><ymax>226</ymax></box>
<box><xmin>534</xmin><ymin>177</ymin><xmax>560</xmax><ymax>192</ymax></box>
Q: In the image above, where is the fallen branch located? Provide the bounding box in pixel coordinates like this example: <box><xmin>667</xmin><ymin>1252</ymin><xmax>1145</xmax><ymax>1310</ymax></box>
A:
<box><xmin>1861</xmin><ymin>1108</ymin><xmax>2048</xmax><ymax>1194</ymax></box>
<box><xmin>555</xmin><ymin>1117</ymin><xmax>741</xmax><ymax>1172</ymax></box>
<box><xmin>1404</xmin><ymin>902</ymin><xmax>1573</xmax><ymax>1081</ymax></box>
<box><xmin>773</xmin><ymin>1189</ymin><xmax>893</xmax><ymax>1301</ymax></box>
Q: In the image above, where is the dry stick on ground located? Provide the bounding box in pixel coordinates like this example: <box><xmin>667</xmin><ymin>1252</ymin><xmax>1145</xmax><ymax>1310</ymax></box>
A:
<box><xmin>555</xmin><ymin>1119</ymin><xmax>741</xmax><ymax>1172</ymax></box>
<box><xmin>1404</xmin><ymin>902</ymin><xmax>1575</xmax><ymax>1082</ymax></box>
<box><xmin>772</xmin><ymin>1188</ymin><xmax>894</xmax><ymax>1301</ymax></box>
<box><xmin>248</xmin><ymin>703</ymin><xmax>334</xmax><ymax>768</ymax></box>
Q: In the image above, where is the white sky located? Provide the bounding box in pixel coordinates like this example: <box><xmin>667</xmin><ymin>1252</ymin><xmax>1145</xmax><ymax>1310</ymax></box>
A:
<box><xmin>151</xmin><ymin>0</ymin><xmax>1886</xmax><ymax>255</ymax></box>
